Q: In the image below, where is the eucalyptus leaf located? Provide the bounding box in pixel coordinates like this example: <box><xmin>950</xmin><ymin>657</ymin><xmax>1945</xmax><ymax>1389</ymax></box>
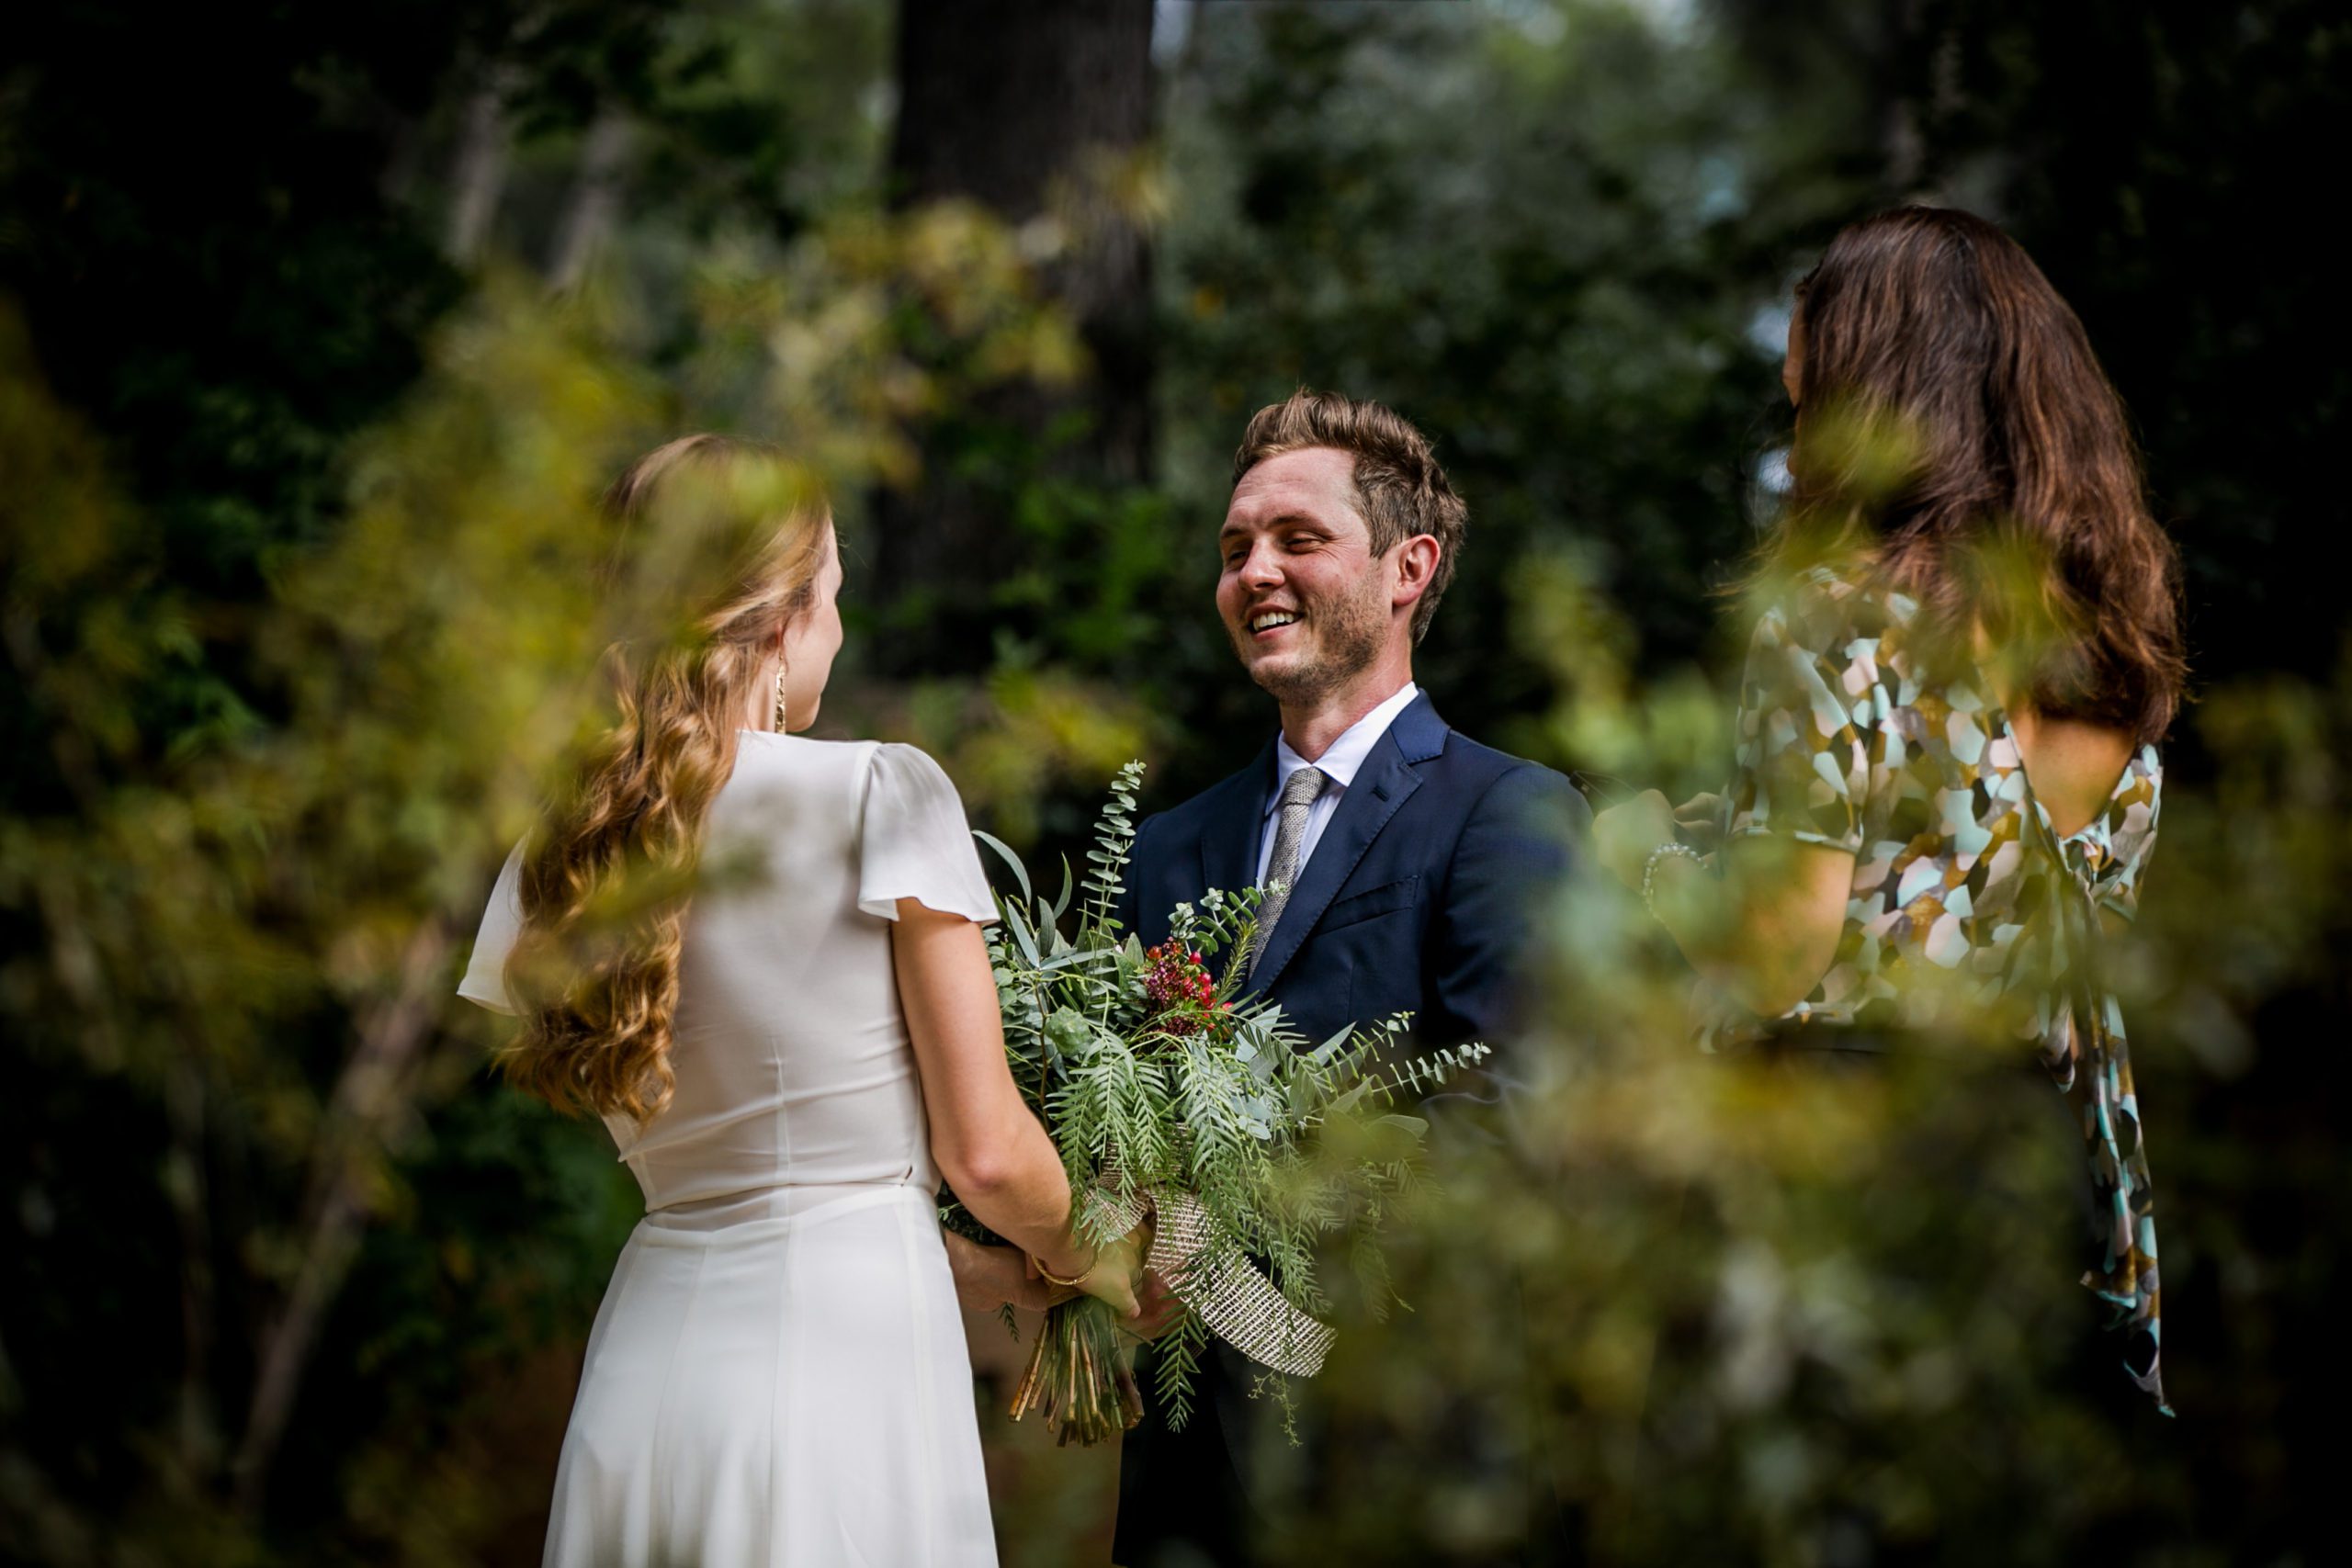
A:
<box><xmin>1306</xmin><ymin>1024</ymin><xmax>1355</xmax><ymax>1066</ymax></box>
<box><xmin>972</xmin><ymin>829</ymin><xmax>1033</xmax><ymax>903</ymax></box>
<box><xmin>1004</xmin><ymin>906</ymin><xmax>1044</xmax><ymax>968</ymax></box>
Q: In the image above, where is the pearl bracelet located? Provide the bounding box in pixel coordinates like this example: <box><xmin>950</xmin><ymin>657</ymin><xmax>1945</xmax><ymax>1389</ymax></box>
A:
<box><xmin>1641</xmin><ymin>841</ymin><xmax>1704</xmax><ymax>915</ymax></box>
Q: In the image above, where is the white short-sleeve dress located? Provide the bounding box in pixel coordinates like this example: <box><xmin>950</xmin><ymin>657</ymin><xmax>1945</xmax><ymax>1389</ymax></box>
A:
<box><xmin>460</xmin><ymin>735</ymin><xmax>1001</xmax><ymax>1568</ymax></box>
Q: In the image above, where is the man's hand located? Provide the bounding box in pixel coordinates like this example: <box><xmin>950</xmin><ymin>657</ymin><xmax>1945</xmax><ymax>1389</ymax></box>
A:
<box><xmin>943</xmin><ymin>1230</ymin><xmax>1072</xmax><ymax>1314</ymax></box>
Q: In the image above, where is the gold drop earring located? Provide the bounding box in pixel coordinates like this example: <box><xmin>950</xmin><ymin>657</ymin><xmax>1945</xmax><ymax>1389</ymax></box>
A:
<box><xmin>773</xmin><ymin>654</ymin><xmax>791</xmax><ymax>733</ymax></box>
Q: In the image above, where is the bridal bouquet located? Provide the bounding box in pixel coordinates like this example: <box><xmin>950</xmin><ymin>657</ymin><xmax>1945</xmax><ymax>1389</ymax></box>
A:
<box><xmin>944</xmin><ymin>762</ymin><xmax>1487</xmax><ymax>1446</ymax></box>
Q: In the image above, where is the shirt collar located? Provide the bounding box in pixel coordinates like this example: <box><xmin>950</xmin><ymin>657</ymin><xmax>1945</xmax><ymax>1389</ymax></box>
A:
<box><xmin>1268</xmin><ymin>682</ymin><xmax>1420</xmax><ymax>813</ymax></box>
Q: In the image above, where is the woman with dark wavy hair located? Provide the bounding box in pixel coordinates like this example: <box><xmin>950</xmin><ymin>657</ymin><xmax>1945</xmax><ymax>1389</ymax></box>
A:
<box><xmin>458</xmin><ymin>435</ymin><xmax>1142</xmax><ymax>1566</ymax></box>
<box><xmin>1594</xmin><ymin>207</ymin><xmax>2184</xmax><ymax>1412</ymax></box>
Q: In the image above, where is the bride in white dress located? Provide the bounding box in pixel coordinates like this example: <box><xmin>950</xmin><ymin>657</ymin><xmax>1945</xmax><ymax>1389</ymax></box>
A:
<box><xmin>458</xmin><ymin>435</ymin><xmax>1142</xmax><ymax>1567</ymax></box>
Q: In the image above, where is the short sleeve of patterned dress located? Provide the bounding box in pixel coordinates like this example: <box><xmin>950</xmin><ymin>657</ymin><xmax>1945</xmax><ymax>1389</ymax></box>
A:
<box><xmin>1724</xmin><ymin>589</ymin><xmax>1871</xmax><ymax>856</ymax></box>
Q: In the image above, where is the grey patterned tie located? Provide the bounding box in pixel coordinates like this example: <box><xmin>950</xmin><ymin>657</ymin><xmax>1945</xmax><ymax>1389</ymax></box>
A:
<box><xmin>1249</xmin><ymin>766</ymin><xmax>1330</xmax><ymax>978</ymax></box>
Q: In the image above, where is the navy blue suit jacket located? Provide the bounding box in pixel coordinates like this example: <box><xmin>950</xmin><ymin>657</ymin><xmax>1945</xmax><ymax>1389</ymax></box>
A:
<box><xmin>1116</xmin><ymin>691</ymin><xmax>1587</xmax><ymax>1055</ymax></box>
<box><xmin>1112</xmin><ymin>692</ymin><xmax>1588</xmax><ymax>1566</ymax></box>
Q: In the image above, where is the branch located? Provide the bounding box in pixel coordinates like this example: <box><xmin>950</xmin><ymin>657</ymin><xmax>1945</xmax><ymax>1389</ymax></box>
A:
<box><xmin>230</xmin><ymin>917</ymin><xmax>455</xmax><ymax>1516</ymax></box>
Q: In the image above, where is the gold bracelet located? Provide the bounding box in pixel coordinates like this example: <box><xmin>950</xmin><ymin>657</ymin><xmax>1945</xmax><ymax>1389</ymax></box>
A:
<box><xmin>1032</xmin><ymin>1246</ymin><xmax>1097</xmax><ymax>1289</ymax></box>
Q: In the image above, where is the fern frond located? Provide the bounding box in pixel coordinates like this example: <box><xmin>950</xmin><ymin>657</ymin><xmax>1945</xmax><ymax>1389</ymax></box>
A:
<box><xmin>1351</xmin><ymin>1232</ymin><xmax>1396</xmax><ymax>1325</ymax></box>
<box><xmin>1153</xmin><ymin>1306</ymin><xmax>1211</xmax><ymax>1432</ymax></box>
<box><xmin>1079</xmin><ymin>760</ymin><xmax>1146</xmax><ymax>939</ymax></box>
<box><xmin>1351</xmin><ymin>1041</ymin><xmax>1494</xmax><ymax>1109</ymax></box>
<box><xmin>1248</xmin><ymin>1364</ymin><xmax>1304</xmax><ymax>1448</ymax></box>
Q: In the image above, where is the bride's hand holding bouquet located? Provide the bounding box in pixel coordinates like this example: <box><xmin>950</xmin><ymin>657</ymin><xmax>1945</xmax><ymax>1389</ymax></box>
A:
<box><xmin>944</xmin><ymin>763</ymin><xmax>1487</xmax><ymax>1447</ymax></box>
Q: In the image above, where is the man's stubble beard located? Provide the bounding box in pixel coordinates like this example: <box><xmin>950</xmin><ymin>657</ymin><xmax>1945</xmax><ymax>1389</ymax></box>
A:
<box><xmin>1240</xmin><ymin>570</ymin><xmax>1390</xmax><ymax>707</ymax></box>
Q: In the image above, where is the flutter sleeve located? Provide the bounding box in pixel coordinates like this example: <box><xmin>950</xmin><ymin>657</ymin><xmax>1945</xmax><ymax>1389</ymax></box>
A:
<box><xmin>2093</xmin><ymin>744</ymin><xmax>2163</xmax><ymax>922</ymax></box>
<box><xmin>1723</xmin><ymin>592</ymin><xmax>1869</xmax><ymax>855</ymax></box>
<box><xmin>457</xmin><ymin>842</ymin><xmax>526</xmax><ymax>1013</ymax></box>
<box><xmin>856</xmin><ymin>742</ymin><xmax>999</xmax><ymax>924</ymax></box>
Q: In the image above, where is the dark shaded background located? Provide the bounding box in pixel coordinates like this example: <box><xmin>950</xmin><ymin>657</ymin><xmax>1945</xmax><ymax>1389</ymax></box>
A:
<box><xmin>4</xmin><ymin>2</ymin><xmax>2345</xmax><ymax>1562</ymax></box>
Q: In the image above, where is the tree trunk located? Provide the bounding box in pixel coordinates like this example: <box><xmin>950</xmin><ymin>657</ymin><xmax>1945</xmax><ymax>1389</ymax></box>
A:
<box><xmin>548</xmin><ymin>108</ymin><xmax>633</xmax><ymax>290</ymax></box>
<box><xmin>229</xmin><ymin>920</ymin><xmax>454</xmax><ymax>1516</ymax></box>
<box><xmin>164</xmin><ymin>1060</ymin><xmax>221</xmax><ymax>1481</ymax></box>
<box><xmin>445</xmin><ymin>67</ymin><xmax>517</xmax><ymax>264</ymax></box>
<box><xmin>874</xmin><ymin>0</ymin><xmax>1158</xmax><ymax>669</ymax></box>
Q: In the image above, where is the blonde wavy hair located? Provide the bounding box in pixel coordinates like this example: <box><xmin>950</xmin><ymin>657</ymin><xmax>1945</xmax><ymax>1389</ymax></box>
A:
<box><xmin>503</xmin><ymin>434</ymin><xmax>832</xmax><ymax>1122</ymax></box>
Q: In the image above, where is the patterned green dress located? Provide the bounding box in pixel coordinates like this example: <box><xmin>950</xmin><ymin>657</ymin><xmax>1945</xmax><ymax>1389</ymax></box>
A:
<box><xmin>1713</xmin><ymin>565</ymin><xmax>2167</xmax><ymax>1411</ymax></box>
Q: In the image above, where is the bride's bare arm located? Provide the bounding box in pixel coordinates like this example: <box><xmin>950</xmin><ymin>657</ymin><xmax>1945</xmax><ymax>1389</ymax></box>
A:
<box><xmin>892</xmin><ymin>901</ymin><xmax>1141</xmax><ymax>1316</ymax></box>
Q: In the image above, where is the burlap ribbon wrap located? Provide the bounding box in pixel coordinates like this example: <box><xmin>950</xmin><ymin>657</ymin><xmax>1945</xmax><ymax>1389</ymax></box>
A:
<box><xmin>1084</xmin><ymin>1170</ymin><xmax>1334</xmax><ymax>1379</ymax></box>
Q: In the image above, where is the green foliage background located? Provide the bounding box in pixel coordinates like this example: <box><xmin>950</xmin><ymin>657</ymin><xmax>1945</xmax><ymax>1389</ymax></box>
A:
<box><xmin>4</xmin><ymin>1</ymin><xmax>2346</xmax><ymax>1562</ymax></box>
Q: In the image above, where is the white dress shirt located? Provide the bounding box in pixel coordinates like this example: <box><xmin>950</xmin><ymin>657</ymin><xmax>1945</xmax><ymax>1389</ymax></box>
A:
<box><xmin>1255</xmin><ymin>682</ymin><xmax>1422</xmax><ymax>886</ymax></box>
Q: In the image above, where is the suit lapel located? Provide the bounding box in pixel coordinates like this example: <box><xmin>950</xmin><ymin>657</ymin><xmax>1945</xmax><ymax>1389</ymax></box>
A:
<box><xmin>1243</xmin><ymin>694</ymin><xmax>1449</xmax><ymax>997</ymax></box>
<box><xmin>1193</xmin><ymin>741</ymin><xmax>1274</xmax><ymax>967</ymax></box>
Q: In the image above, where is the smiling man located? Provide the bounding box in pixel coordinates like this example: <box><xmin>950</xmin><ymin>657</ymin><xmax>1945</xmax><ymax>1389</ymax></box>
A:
<box><xmin>1113</xmin><ymin>389</ymin><xmax>1589</xmax><ymax>1567</ymax></box>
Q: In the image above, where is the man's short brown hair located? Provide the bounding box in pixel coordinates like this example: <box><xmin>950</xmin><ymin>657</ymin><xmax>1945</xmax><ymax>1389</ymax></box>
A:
<box><xmin>1231</xmin><ymin>389</ymin><xmax>1467</xmax><ymax>644</ymax></box>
